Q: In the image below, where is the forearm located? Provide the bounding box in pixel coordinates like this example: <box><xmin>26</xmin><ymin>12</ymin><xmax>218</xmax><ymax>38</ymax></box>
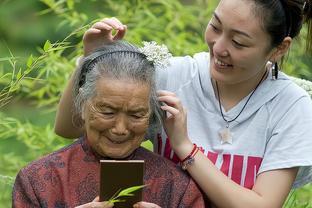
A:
<box><xmin>187</xmin><ymin>151</ymin><xmax>265</xmax><ymax>208</ymax></box>
<box><xmin>54</xmin><ymin>69</ymin><xmax>84</xmax><ymax>138</ymax></box>
<box><xmin>174</xmin><ymin>143</ymin><xmax>294</xmax><ymax>208</ymax></box>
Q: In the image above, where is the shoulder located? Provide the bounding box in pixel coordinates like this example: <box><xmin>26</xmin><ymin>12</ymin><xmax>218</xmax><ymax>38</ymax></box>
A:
<box><xmin>17</xmin><ymin>139</ymin><xmax>81</xmax><ymax>177</ymax></box>
<box><xmin>278</xmin><ymin>76</ymin><xmax>311</xmax><ymax>99</ymax></box>
<box><xmin>155</xmin><ymin>52</ymin><xmax>210</xmax><ymax>91</ymax></box>
<box><xmin>164</xmin><ymin>52</ymin><xmax>209</xmax><ymax>74</ymax></box>
<box><xmin>262</xmin><ymin>75</ymin><xmax>312</xmax><ymax>129</ymax></box>
<box><xmin>263</xmin><ymin>72</ymin><xmax>312</xmax><ymax>110</ymax></box>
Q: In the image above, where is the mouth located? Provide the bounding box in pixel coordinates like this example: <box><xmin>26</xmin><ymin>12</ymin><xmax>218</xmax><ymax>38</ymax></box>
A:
<box><xmin>106</xmin><ymin>137</ymin><xmax>129</xmax><ymax>144</ymax></box>
<box><xmin>214</xmin><ymin>57</ymin><xmax>233</xmax><ymax>68</ymax></box>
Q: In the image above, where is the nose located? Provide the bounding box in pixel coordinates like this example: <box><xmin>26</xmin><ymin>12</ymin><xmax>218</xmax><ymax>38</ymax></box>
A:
<box><xmin>111</xmin><ymin>114</ymin><xmax>129</xmax><ymax>135</ymax></box>
<box><xmin>212</xmin><ymin>36</ymin><xmax>229</xmax><ymax>57</ymax></box>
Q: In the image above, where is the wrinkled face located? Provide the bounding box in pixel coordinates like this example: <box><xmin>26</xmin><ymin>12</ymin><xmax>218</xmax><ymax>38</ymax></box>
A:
<box><xmin>82</xmin><ymin>77</ymin><xmax>151</xmax><ymax>159</ymax></box>
<box><xmin>205</xmin><ymin>0</ymin><xmax>274</xmax><ymax>85</ymax></box>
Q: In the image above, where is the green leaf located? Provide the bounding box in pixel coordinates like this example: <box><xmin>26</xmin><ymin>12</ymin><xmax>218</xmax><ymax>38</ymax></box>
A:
<box><xmin>66</xmin><ymin>0</ymin><xmax>74</xmax><ymax>10</ymax></box>
<box><xmin>141</xmin><ymin>140</ymin><xmax>153</xmax><ymax>151</ymax></box>
<box><xmin>24</xmin><ymin>68</ymin><xmax>32</xmax><ymax>75</ymax></box>
<box><xmin>43</xmin><ymin>40</ymin><xmax>52</xmax><ymax>52</ymax></box>
<box><xmin>0</xmin><ymin>57</ymin><xmax>16</xmax><ymax>62</ymax></box>
<box><xmin>16</xmin><ymin>68</ymin><xmax>22</xmax><ymax>80</ymax></box>
<box><xmin>26</xmin><ymin>54</ymin><xmax>34</xmax><ymax>68</ymax></box>
<box><xmin>109</xmin><ymin>199</ymin><xmax>125</xmax><ymax>203</ymax></box>
<box><xmin>108</xmin><ymin>185</ymin><xmax>146</xmax><ymax>204</ymax></box>
<box><xmin>0</xmin><ymin>175</ymin><xmax>15</xmax><ymax>186</ymax></box>
<box><xmin>116</xmin><ymin>185</ymin><xmax>146</xmax><ymax>198</ymax></box>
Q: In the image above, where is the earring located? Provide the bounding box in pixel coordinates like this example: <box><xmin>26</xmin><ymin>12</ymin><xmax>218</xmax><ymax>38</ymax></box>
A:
<box><xmin>271</xmin><ymin>62</ymin><xmax>279</xmax><ymax>80</ymax></box>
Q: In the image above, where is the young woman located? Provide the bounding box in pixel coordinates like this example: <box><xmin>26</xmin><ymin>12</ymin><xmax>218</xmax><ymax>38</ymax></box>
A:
<box><xmin>55</xmin><ymin>0</ymin><xmax>312</xmax><ymax>207</ymax></box>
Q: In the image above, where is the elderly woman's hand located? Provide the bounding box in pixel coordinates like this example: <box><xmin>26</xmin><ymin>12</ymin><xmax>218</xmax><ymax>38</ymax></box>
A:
<box><xmin>133</xmin><ymin>201</ymin><xmax>161</xmax><ymax>208</ymax></box>
<box><xmin>75</xmin><ymin>196</ymin><xmax>114</xmax><ymax>208</ymax></box>
<box><xmin>83</xmin><ymin>17</ymin><xmax>127</xmax><ymax>56</ymax></box>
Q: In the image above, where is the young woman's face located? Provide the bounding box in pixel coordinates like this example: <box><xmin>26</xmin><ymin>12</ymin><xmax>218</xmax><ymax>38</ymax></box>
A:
<box><xmin>205</xmin><ymin>0</ymin><xmax>274</xmax><ymax>85</ymax></box>
<box><xmin>83</xmin><ymin>77</ymin><xmax>151</xmax><ymax>159</ymax></box>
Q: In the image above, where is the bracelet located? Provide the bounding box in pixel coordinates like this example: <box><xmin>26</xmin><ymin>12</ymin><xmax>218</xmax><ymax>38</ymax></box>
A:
<box><xmin>180</xmin><ymin>144</ymin><xmax>199</xmax><ymax>170</ymax></box>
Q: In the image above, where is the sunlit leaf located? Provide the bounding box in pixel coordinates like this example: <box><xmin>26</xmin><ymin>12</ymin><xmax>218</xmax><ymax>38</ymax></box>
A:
<box><xmin>0</xmin><ymin>57</ymin><xmax>15</xmax><ymax>62</ymax></box>
<box><xmin>16</xmin><ymin>68</ymin><xmax>22</xmax><ymax>80</ymax></box>
<box><xmin>26</xmin><ymin>54</ymin><xmax>34</xmax><ymax>68</ymax></box>
<box><xmin>117</xmin><ymin>185</ymin><xmax>146</xmax><ymax>197</ymax></box>
<box><xmin>43</xmin><ymin>40</ymin><xmax>52</xmax><ymax>52</ymax></box>
<box><xmin>66</xmin><ymin>0</ymin><xmax>74</xmax><ymax>10</ymax></box>
<box><xmin>108</xmin><ymin>185</ymin><xmax>146</xmax><ymax>204</ymax></box>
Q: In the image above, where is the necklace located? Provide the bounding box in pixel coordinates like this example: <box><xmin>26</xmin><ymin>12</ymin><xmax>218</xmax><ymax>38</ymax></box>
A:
<box><xmin>216</xmin><ymin>70</ymin><xmax>268</xmax><ymax>144</ymax></box>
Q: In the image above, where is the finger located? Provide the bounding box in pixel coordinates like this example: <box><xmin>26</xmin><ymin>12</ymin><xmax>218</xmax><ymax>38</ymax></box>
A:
<box><xmin>158</xmin><ymin>95</ymin><xmax>181</xmax><ymax>108</ymax></box>
<box><xmin>109</xmin><ymin>17</ymin><xmax>127</xmax><ymax>40</ymax></box>
<box><xmin>111</xmin><ymin>17</ymin><xmax>124</xmax><ymax>27</ymax></box>
<box><xmin>160</xmin><ymin>105</ymin><xmax>180</xmax><ymax>117</ymax></box>
<box><xmin>100</xmin><ymin>18</ymin><xmax>126</xmax><ymax>40</ymax></box>
<box><xmin>91</xmin><ymin>22</ymin><xmax>113</xmax><ymax>31</ymax></box>
<box><xmin>86</xmin><ymin>28</ymin><xmax>101</xmax><ymax>34</ymax></box>
<box><xmin>133</xmin><ymin>201</ymin><xmax>161</xmax><ymax>208</ymax></box>
<box><xmin>83</xmin><ymin>28</ymin><xmax>102</xmax><ymax>39</ymax></box>
<box><xmin>157</xmin><ymin>90</ymin><xmax>176</xmax><ymax>97</ymax></box>
<box><xmin>102</xmin><ymin>18</ymin><xmax>124</xmax><ymax>30</ymax></box>
<box><xmin>92</xmin><ymin>196</ymin><xmax>99</xmax><ymax>202</ymax></box>
<box><xmin>101</xmin><ymin>17</ymin><xmax>124</xmax><ymax>29</ymax></box>
<box><xmin>75</xmin><ymin>200</ymin><xmax>113</xmax><ymax>208</ymax></box>
<box><xmin>113</xmin><ymin>24</ymin><xmax>127</xmax><ymax>40</ymax></box>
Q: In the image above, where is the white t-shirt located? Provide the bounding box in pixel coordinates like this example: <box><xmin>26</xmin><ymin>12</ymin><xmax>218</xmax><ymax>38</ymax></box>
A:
<box><xmin>152</xmin><ymin>52</ymin><xmax>312</xmax><ymax>189</ymax></box>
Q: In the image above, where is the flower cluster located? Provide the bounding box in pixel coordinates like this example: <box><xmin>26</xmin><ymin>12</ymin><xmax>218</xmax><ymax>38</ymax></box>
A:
<box><xmin>291</xmin><ymin>76</ymin><xmax>312</xmax><ymax>98</ymax></box>
<box><xmin>139</xmin><ymin>41</ymin><xmax>172</xmax><ymax>68</ymax></box>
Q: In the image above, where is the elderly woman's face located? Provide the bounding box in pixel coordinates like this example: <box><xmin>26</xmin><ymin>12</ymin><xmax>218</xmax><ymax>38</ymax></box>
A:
<box><xmin>83</xmin><ymin>77</ymin><xmax>151</xmax><ymax>159</ymax></box>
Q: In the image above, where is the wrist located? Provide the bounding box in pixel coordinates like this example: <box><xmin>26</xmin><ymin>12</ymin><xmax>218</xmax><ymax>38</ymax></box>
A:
<box><xmin>171</xmin><ymin>139</ymin><xmax>194</xmax><ymax>161</ymax></box>
<box><xmin>180</xmin><ymin>143</ymin><xmax>199</xmax><ymax>170</ymax></box>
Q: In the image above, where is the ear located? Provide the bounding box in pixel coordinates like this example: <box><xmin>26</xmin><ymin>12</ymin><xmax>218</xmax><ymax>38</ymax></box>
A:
<box><xmin>270</xmin><ymin>37</ymin><xmax>292</xmax><ymax>62</ymax></box>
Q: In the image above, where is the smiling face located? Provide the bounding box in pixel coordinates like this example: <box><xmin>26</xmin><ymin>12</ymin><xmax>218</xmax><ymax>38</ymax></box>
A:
<box><xmin>82</xmin><ymin>77</ymin><xmax>151</xmax><ymax>159</ymax></box>
<box><xmin>205</xmin><ymin>0</ymin><xmax>274</xmax><ymax>85</ymax></box>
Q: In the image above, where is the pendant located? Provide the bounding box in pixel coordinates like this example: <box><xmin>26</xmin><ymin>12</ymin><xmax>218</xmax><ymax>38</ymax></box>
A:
<box><xmin>218</xmin><ymin>123</ymin><xmax>233</xmax><ymax>144</ymax></box>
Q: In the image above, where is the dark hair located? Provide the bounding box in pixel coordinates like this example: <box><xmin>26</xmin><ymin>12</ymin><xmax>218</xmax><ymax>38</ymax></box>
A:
<box><xmin>251</xmin><ymin>0</ymin><xmax>312</xmax><ymax>54</ymax></box>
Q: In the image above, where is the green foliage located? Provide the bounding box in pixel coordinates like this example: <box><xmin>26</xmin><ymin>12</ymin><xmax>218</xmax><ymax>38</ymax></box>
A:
<box><xmin>0</xmin><ymin>0</ymin><xmax>311</xmax><ymax>207</ymax></box>
<box><xmin>109</xmin><ymin>185</ymin><xmax>146</xmax><ymax>204</ymax></box>
<box><xmin>284</xmin><ymin>187</ymin><xmax>312</xmax><ymax>208</ymax></box>
<box><xmin>283</xmin><ymin>27</ymin><xmax>312</xmax><ymax>80</ymax></box>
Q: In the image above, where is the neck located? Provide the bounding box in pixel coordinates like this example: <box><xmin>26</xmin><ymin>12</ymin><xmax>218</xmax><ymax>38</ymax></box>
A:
<box><xmin>214</xmin><ymin>69</ymin><xmax>268</xmax><ymax>111</ymax></box>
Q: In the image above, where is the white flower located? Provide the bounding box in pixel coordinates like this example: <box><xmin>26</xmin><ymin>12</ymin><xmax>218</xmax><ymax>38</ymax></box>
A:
<box><xmin>291</xmin><ymin>76</ymin><xmax>312</xmax><ymax>98</ymax></box>
<box><xmin>139</xmin><ymin>41</ymin><xmax>172</xmax><ymax>68</ymax></box>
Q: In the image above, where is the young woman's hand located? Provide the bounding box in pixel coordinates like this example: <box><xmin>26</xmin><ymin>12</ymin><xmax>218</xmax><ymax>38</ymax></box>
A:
<box><xmin>157</xmin><ymin>90</ymin><xmax>192</xmax><ymax>151</ymax></box>
<box><xmin>75</xmin><ymin>196</ymin><xmax>114</xmax><ymax>208</ymax></box>
<box><xmin>83</xmin><ymin>17</ymin><xmax>127</xmax><ymax>56</ymax></box>
<box><xmin>133</xmin><ymin>201</ymin><xmax>161</xmax><ymax>208</ymax></box>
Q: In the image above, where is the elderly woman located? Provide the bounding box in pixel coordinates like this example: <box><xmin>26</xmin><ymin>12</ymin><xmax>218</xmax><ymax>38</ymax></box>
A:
<box><xmin>12</xmin><ymin>41</ymin><xmax>205</xmax><ymax>208</ymax></box>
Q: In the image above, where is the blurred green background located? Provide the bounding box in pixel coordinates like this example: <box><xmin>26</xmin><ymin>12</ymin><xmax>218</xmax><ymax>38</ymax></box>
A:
<box><xmin>0</xmin><ymin>0</ymin><xmax>312</xmax><ymax>207</ymax></box>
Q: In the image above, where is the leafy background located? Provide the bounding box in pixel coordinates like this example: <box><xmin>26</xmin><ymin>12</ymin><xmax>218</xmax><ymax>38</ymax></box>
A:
<box><xmin>0</xmin><ymin>0</ymin><xmax>311</xmax><ymax>207</ymax></box>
